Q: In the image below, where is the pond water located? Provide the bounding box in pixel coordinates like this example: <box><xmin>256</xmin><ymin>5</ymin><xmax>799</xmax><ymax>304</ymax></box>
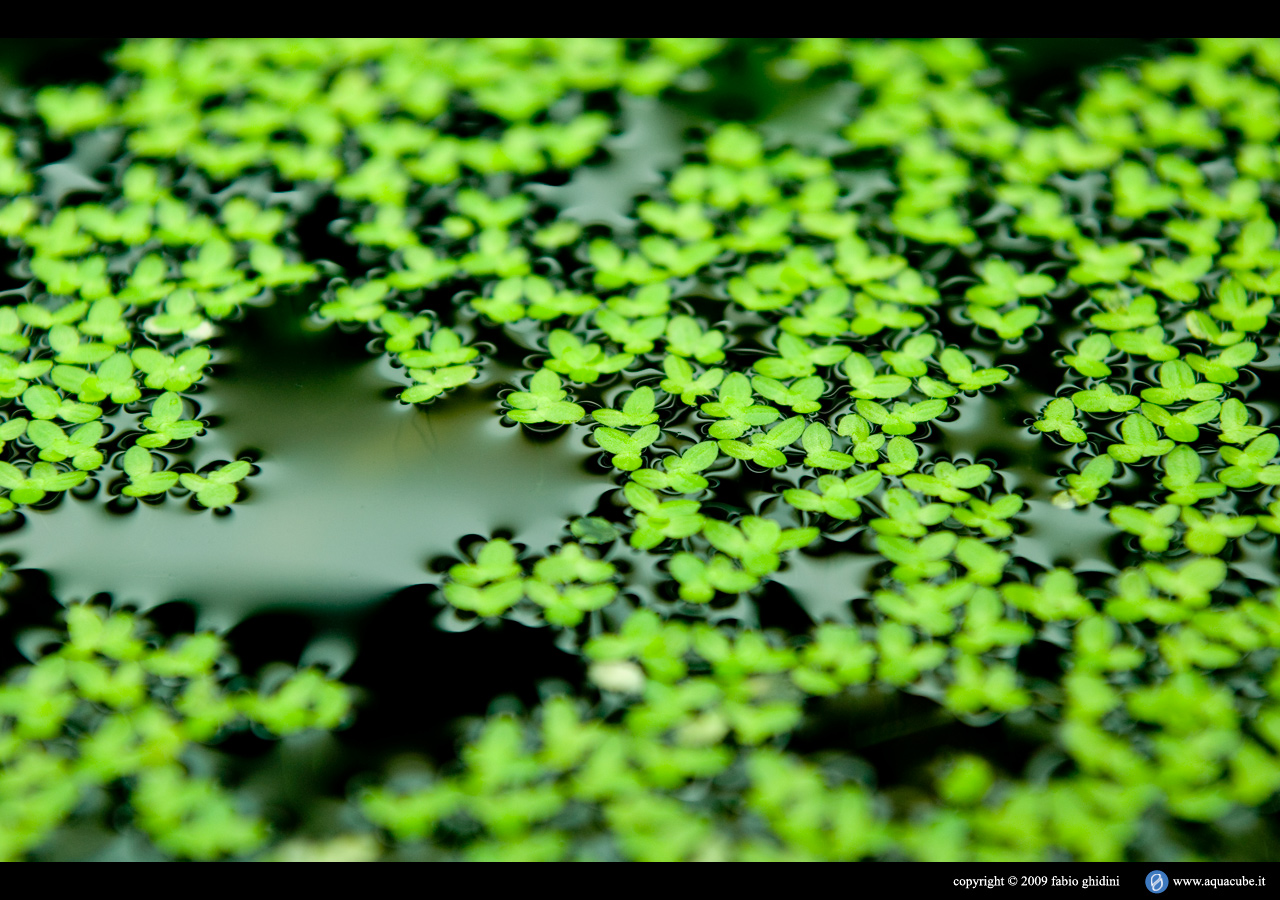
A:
<box><xmin>5</xmin><ymin>300</ymin><xmax>609</xmax><ymax>630</ymax></box>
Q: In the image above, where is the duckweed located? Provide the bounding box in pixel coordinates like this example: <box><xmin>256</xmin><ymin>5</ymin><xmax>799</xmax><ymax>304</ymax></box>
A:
<box><xmin>1</xmin><ymin>37</ymin><xmax>1280</xmax><ymax>862</ymax></box>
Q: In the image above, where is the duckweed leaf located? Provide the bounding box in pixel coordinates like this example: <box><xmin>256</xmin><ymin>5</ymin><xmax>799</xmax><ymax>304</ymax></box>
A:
<box><xmin>0</xmin><ymin>308</ymin><xmax>29</xmax><ymax>353</ymax></box>
<box><xmin>1002</xmin><ymin>568</ymin><xmax>1091</xmax><ymax>621</ymax></box>
<box><xmin>1180</xmin><ymin>508</ymin><xmax>1256</xmax><ymax>555</ymax></box>
<box><xmin>17</xmin><ymin>299</ymin><xmax>87</xmax><ymax>331</ymax></box>
<box><xmin>1033</xmin><ymin>397</ymin><xmax>1086</xmax><ymax>443</ymax></box>
<box><xmin>179</xmin><ymin>460</ymin><xmax>253</xmax><ymax>509</ymax></box>
<box><xmin>505</xmin><ymin>369</ymin><xmax>585</xmax><ymax>425</ymax></box>
<box><xmin>841</xmin><ymin>352</ymin><xmax>911</xmax><ymax>399</ymax></box>
<box><xmin>752</xmin><ymin>333</ymin><xmax>850</xmax><ymax>379</ymax></box>
<box><xmin>800</xmin><ymin>422</ymin><xmax>855</xmax><ymax>471</ymax></box>
<box><xmin>700</xmin><ymin>373</ymin><xmax>780</xmax><ymax>440</ymax></box>
<box><xmin>1255</xmin><ymin>502</ymin><xmax>1280</xmax><ymax>535</ymax></box>
<box><xmin>607</xmin><ymin>284</ymin><xmax>671</xmax><ymax>319</ymax></box>
<box><xmin>783</xmin><ymin>470</ymin><xmax>881</xmax><ymax>520</ymax></box>
<box><xmin>849</xmin><ymin>293</ymin><xmax>925</xmax><ymax>335</ymax></box>
<box><xmin>938</xmin><ymin>348</ymin><xmax>1009</xmax><ymax>391</ymax></box>
<box><xmin>875</xmin><ymin>532</ymin><xmax>956</xmax><ymax>583</ymax></box>
<box><xmin>594</xmin><ymin>424</ymin><xmax>661</xmax><ymax>472</ymax></box>
<box><xmin>378</xmin><ymin>313</ymin><xmax>433</xmax><ymax>354</ymax></box>
<box><xmin>903</xmin><ymin>461</ymin><xmax>992</xmax><ymax>503</ymax></box>
<box><xmin>668</xmin><ymin>553</ymin><xmax>758</xmax><ymax>603</ymax></box>
<box><xmin>51</xmin><ymin>353</ymin><xmax>140</xmax><ymax>406</ymax></box>
<box><xmin>1108</xmin><ymin>413</ymin><xmax>1176</xmax><ymax>462</ymax></box>
<box><xmin>1109</xmin><ymin>503</ymin><xmax>1180</xmax><ymax>551</ymax></box>
<box><xmin>384</xmin><ymin>246</ymin><xmax>456</xmax><ymax>291</ymax></box>
<box><xmin>401</xmin><ymin>365</ymin><xmax>477</xmax><ymax>404</ymax></box>
<box><xmin>593</xmin><ymin>309</ymin><xmax>670</xmax><ymax>353</ymax></box>
<box><xmin>623</xmin><ymin>482</ymin><xmax>705</xmax><ymax>550</ymax></box>
<box><xmin>592</xmin><ymin>387</ymin><xmax>658</xmax><ymax>428</ymax></box>
<box><xmin>701</xmin><ymin>516</ymin><xmax>817</xmax><ymax>577</ymax></box>
<box><xmin>855</xmin><ymin>398</ymin><xmax>947</xmax><ymax>437</ymax></box>
<box><xmin>531</xmin><ymin>220</ymin><xmax>583</xmax><ymax>251</ymax></box>
<box><xmin>544</xmin><ymin>330</ymin><xmax>634</xmax><ymax>384</ymax></box>
<box><xmin>881</xmin><ymin>335</ymin><xmax>936</xmax><ymax>378</ymax></box>
<box><xmin>1216</xmin><ymin>398</ymin><xmax>1267</xmax><ymax>444</ymax></box>
<box><xmin>751</xmin><ymin>375</ymin><xmax>824</xmax><ymax>414</ymax></box>
<box><xmin>870</xmin><ymin>488</ymin><xmax>952</xmax><ymax>538</ymax></box>
<box><xmin>131</xmin><ymin>347</ymin><xmax>210</xmax><ymax>392</ymax></box>
<box><xmin>21</xmin><ymin>385</ymin><xmax>101</xmax><ymax>424</ymax></box>
<box><xmin>954</xmin><ymin>536</ymin><xmax>1009</xmax><ymax>585</ymax></box>
<box><xmin>1217</xmin><ymin>434</ymin><xmax>1280</xmax><ymax>488</ymax></box>
<box><xmin>717</xmin><ymin>416</ymin><xmax>805</xmax><ymax>469</ymax></box>
<box><xmin>47</xmin><ymin>325</ymin><xmax>111</xmax><ymax>366</ymax></box>
<box><xmin>665</xmin><ymin>315</ymin><xmax>727</xmax><ymax>364</ymax></box>
<box><xmin>1208</xmin><ymin>278</ymin><xmax>1273</xmax><ymax>332</ymax></box>
<box><xmin>570</xmin><ymin>517</ymin><xmax>621</xmax><ymax>545</ymax></box>
<box><xmin>833</xmin><ymin>236</ymin><xmax>907</xmax><ymax>284</ymax></box>
<box><xmin>1068</xmin><ymin>239</ymin><xmax>1144</xmax><ymax>285</ymax></box>
<box><xmin>1186</xmin><ymin>341</ymin><xmax>1257</xmax><ymax>384</ymax></box>
<box><xmin>526</xmin><ymin>544</ymin><xmax>617</xmax><ymax>626</ymax></box>
<box><xmin>968</xmin><ymin>303</ymin><xmax>1040</xmax><ymax>340</ymax></box>
<box><xmin>398</xmin><ymin>329</ymin><xmax>478</xmax><ymax>369</ymax></box>
<box><xmin>1112</xmin><ymin>326</ymin><xmax>1179</xmax><ymax>361</ymax></box>
<box><xmin>1090</xmin><ymin>293</ymin><xmax>1159</xmax><ymax>331</ymax></box>
<box><xmin>877</xmin><ymin>435</ymin><xmax>919</xmax><ymax>476</ymax></box>
<box><xmin>0</xmin><ymin>460</ymin><xmax>86</xmax><ymax>505</ymax></box>
<box><xmin>1143</xmin><ymin>557</ymin><xmax>1226</xmax><ymax>606</ymax></box>
<box><xmin>142</xmin><ymin>289</ymin><xmax>208</xmax><ymax>336</ymax></box>
<box><xmin>525</xmin><ymin>581</ymin><xmax>616</xmax><ymax>627</ymax></box>
<box><xmin>138</xmin><ymin>392</ymin><xmax>206</xmax><ymax>448</ymax></box>
<box><xmin>780</xmin><ymin>287</ymin><xmax>850</xmax><ymax>337</ymax></box>
<box><xmin>632</xmin><ymin>441</ymin><xmax>719</xmax><ymax>493</ymax></box>
<box><xmin>121</xmin><ymin>445</ymin><xmax>179</xmax><ymax>497</ymax></box>
<box><xmin>1133</xmin><ymin>254</ymin><xmax>1212</xmax><ymax>302</ymax></box>
<box><xmin>27</xmin><ymin>420</ymin><xmax>104</xmax><ymax>470</ymax></box>
<box><xmin>220</xmin><ymin>197</ymin><xmax>286</xmax><ymax>242</ymax></box>
<box><xmin>1164</xmin><ymin>216</ymin><xmax>1221</xmax><ymax>256</ymax></box>
<box><xmin>449</xmin><ymin>539</ymin><xmax>522</xmax><ymax>588</ymax></box>
<box><xmin>1054</xmin><ymin>455</ymin><xmax>1116</xmax><ymax>508</ymax></box>
<box><xmin>1140</xmin><ymin>360</ymin><xmax>1223</xmax><ymax>406</ymax></box>
<box><xmin>659</xmin><ymin>355</ymin><xmax>724</xmax><ymax>406</ymax></box>
<box><xmin>117</xmin><ymin>254</ymin><xmax>173</xmax><ymax>305</ymax></box>
<box><xmin>945</xmin><ymin>655</ymin><xmax>1030</xmax><ymax>714</ymax></box>
<box><xmin>1072</xmin><ymin>382</ymin><xmax>1140</xmax><ymax>414</ymax></box>
<box><xmin>952</xmin><ymin>493</ymin><xmax>1024</xmax><ymax>538</ymax></box>
<box><xmin>0</xmin><ymin>415</ymin><xmax>26</xmax><ymax>452</ymax></box>
<box><xmin>443</xmin><ymin>578</ymin><xmax>524</xmax><ymax>619</ymax></box>
<box><xmin>1159</xmin><ymin>445</ymin><xmax>1225</xmax><ymax>506</ymax></box>
<box><xmin>1140</xmin><ymin>400</ymin><xmax>1220</xmax><ymax>443</ymax></box>
<box><xmin>1062</xmin><ymin>333</ymin><xmax>1114</xmax><ymax>378</ymax></box>
<box><xmin>964</xmin><ymin>259</ymin><xmax>1055</xmax><ymax>307</ymax></box>
<box><xmin>319</xmin><ymin>280</ymin><xmax>390</xmax><ymax>323</ymax></box>
<box><xmin>0</xmin><ymin>355</ymin><xmax>53</xmax><ymax>398</ymax></box>
<box><xmin>864</xmin><ymin>269</ymin><xmax>940</xmax><ymax>308</ymax></box>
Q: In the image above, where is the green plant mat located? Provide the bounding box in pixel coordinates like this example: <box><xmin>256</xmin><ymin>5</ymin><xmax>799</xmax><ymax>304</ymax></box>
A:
<box><xmin>0</xmin><ymin>37</ymin><xmax>1279</xmax><ymax>861</ymax></box>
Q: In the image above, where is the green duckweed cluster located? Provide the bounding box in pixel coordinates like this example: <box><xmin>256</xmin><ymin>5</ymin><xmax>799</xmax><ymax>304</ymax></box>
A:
<box><xmin>2</xmin><ymin>37</ymin><xmax>1280</xmax><ymax>861</ymax></box>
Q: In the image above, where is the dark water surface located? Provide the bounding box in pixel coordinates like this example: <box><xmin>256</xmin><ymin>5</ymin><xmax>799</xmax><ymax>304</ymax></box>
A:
<box><xmin>6</xmin><ymin>301</ymin><xmax>608</xmax><ymax>631</ymax></box>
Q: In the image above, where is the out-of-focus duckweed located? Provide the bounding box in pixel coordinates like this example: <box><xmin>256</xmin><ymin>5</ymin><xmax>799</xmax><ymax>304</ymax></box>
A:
<box><xmin>1</xmin><ymin>37</ymin><xmax>1280</xmax><ymax>860</ymax></box>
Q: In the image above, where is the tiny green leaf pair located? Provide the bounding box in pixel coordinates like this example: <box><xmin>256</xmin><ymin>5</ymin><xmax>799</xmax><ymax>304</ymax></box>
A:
<box><xmin>505</xmin><ymin>369</ymin><xmax>585</xmax><ymax>425</ymax></box>
<box><xmin>632</xmin><ymin>442</ymin><xmax>719</xmax><ymax>493</ymax></box>
<box><xmin>783</xmin><ymin>470</ymin><xmax>882</xmax><ymax>520</ymax></box>
<box><xmin>175</xmin><ymin>459</ymin><xmax>252</xmax><ymax>509</ymax></box>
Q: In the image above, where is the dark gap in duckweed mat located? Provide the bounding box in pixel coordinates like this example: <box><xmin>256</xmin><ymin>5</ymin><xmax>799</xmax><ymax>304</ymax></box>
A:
<box><xmin>980</xmin><ymin>38</ymin><xmax>1185</xmax><ymax>121</ymax></box>
<box><xmin>0</xmin><ymin>39</ymin><xmax>123</xmax><ymax>91</ymax></box>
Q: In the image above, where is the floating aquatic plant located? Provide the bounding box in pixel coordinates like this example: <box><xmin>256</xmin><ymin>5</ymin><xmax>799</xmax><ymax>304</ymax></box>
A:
<box><xmin>0</xmin><ymin>36</ymin><xmax>1279</xmax><ymax>863</ymax></box>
